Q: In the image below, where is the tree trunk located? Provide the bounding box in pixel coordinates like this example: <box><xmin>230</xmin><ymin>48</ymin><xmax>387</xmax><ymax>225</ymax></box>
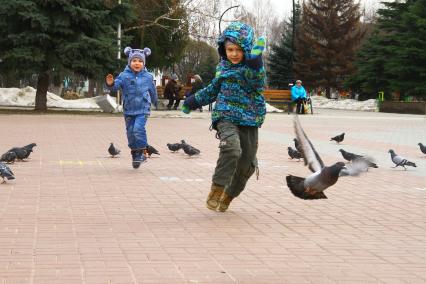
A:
<box><xmin>87</xmin><ymin>79</ymin><xmax>95</xmax><ymax>97</ymax></box>
<box><xmin>35</xmin><ymin>72</ymin><xmax>49</xmax><ymax>111</ymax></box>
<box><xmin>325</xmin><ymin>86</ymin><xmax>331</xmax><ymax>99</ymax></box>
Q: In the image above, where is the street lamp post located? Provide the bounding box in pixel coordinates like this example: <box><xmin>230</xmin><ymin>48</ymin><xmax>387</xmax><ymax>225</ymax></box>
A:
<box><xmin>219</xmin><ymin>5</ymin><xmax>240</xmax><ymax>34</ymax></box>
<box><xmin>117</xmin><ymin>0</ymin><xmax>122</xmax><ymax>105</ymax></box>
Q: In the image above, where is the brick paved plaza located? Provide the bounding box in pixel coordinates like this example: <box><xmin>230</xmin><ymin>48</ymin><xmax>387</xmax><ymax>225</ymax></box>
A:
<box><xmin>0</xmin><ymin>109</ymin><xmax>425</xmax><ymax>283</ymax></box>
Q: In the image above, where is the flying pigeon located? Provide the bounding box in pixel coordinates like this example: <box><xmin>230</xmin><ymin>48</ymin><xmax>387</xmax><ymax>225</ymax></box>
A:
<box><xmin>0</xmin><ymin>151</ymin><xmax>17</xmax><ymax>164</ymax></box>
<box><xmin>167</xmin><ymin>143</ymin><xmax>182</xmax><ymax>152</ymax></box>
<box><xmin>339</xmin><ymin>149</ymin><xmax>378</xmax><ymax>169</ymax></box>
<box><xmin>22</xmin><ymin>143</ymin><xmax>37</xmax><ymax>159</ymax></box>
<box><xmin>330</xmin><ymin>133</ymin><xmax>345</xmax><ymax>143</ymax></box>
<box><xmin>7</xmin><ymin>147</ymin><xmax>28</xmax><ymax>161</ymax></box>
<box><xmin>146</xmin><ymin>145</ymin><xmax>160</xmax><ymax>157</ymax></box>
<box><xmin>286</xmin><ymin>116</ymin><xmax>370</xmax><ymax>200</ymax></box>
<box><xmin>182</xmin><ymin>143</ymin><xmax>201</xmax><ymax>157</ymax></box>
<box><xmin>388</xmin><ymin>149</ymin><xmax>417</xmax><ymax>170</ymax></box>
<box><xmin>287</xmin><ymin>147</ymin><xmax>302</xmax><ymax>161</ymax></box>
<box><xmin>0</xmin><ymin>162</ymin><xmax>15</xmax><ymax>183</ymax></box>
<box><xmin>108</xmin><ymin>143</ymin><xmax>121</xmax><ymax>157</ymax></box>
<box><xmin>418</xmin><ymin>143</ymin><xmax>426</xmax><ymax>155</ymax></box>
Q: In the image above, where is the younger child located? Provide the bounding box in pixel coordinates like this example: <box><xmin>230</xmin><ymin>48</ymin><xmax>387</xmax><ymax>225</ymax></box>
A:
<box><xmin>106</xmin><ymin>47</ymin><xmax>158</xmax><ymax>169</ymax></box>
<box><xmin>182</xmin><ymin>22</ymin><xmax>266</xmax><ymax>212</ymax></box>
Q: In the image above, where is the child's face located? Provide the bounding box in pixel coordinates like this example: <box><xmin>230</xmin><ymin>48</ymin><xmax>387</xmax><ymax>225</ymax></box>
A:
<box><xmin>225</xmin><ymin>42</ymin><xmax>244</xmax><ymax>64</ymax></box>
<box><xmin>130</xmin><ymin>58</ymin><xmax>144</xmax><ymax>72</ymax></box>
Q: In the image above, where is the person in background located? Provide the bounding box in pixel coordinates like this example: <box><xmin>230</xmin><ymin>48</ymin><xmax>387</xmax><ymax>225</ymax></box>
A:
<box><xmin>291</xmin><ymin>79</ymin><xmax>307</xmax><ymax>114</ymax></box>
<box><xmin>189</xmin><ymin>74</ymin><xmax>205</xmax><ymax>112</ymax></box>
<box><xmin>165</xmin><ymin>74</ymin><xmax>181</xmax><ymax>110</ymax></box>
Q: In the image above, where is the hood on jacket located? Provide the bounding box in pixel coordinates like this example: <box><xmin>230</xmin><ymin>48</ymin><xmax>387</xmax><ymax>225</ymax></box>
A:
<box><xmin>217</xmin><ymin>22</ymin><xmax>254</xmax><ymax>61</ymax></box>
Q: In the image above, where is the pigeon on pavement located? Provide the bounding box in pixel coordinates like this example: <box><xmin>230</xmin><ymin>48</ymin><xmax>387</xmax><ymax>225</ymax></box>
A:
<box><xmin>388</xmin><ymin>149</ymin><xmax>417</xmax><ymax>170</ymax></box>
<box><xmin>146</xmin><ymin>145</ymin><xmax>160</xmax><ymax>157</ymax></box>
<box><xmin>0</xmin><ymin>151</ymin><xmax>17</xmax><ymax>164</ymax></box>
<box><xmin>330</xmin><ymin>133</ymin><xmax>345</xmax><ymax>143</ymax></box>
<box><xmin>287</xmin><ymin>147</ymin><xmax>302</xmax><ymax>161</ymax></box>
<box><xmin>418</xmin><ymin>143</ymin><xmax>426</xmax><ymax>155</ymax></box>
<box><xmin>182</xmin><ymin>142</ymin><xmax>201</xmax><ymax>157</ymax></box>
<box><xmin>339</xmin><ymin>149</ymin><xmax>363</xmax><ymax>162</ymax></box>
<box><xmin>286</xmin><ymin>116</ymin><xmax>370</xmax><ymax>200</ymax></box>
<box><xmin>108</xmin><ymin>143</ymin><xmax>121</xmax><ymax>158</ymax></box>
<box><xmin>339</xmin><ymin>149</ymin><xmax>378</xmax><ymax>169</ymax></box>
<box><xmin>0</xmin><ymin>162</ymin><xmax>15</xmax><ymax>183</ymax></box>
<box><xmin>22</xmin><ymin>143</ymin><xmax>37</xmax><ymax>159</ymax></box>
<box><xmin>167</xmin><ymin>143</ymin><xmax>182</xmax><ymax>152</ymax></box>
<box><xmin>7</xmin><ymin>147</ymin><xmax>28</xmax><ymax>161</ymax></box>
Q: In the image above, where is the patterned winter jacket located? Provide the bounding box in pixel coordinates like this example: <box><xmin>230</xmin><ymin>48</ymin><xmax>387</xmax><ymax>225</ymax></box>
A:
<box><xmin>108</xmin><ymin>66</ymin><xmax>158</xmax><ymax>116</ymax></box>
<box><xmin>192</xmin><ymin>22</ymin><xmax>266</xmax><ymax>128</ymax></box>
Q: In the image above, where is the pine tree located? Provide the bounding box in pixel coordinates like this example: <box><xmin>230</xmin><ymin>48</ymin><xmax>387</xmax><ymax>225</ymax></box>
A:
<box><xmin>294</xmin><ymin>0</ymin><xmax>364</xmax><ymax>97</ymax></box>
<box><xmin>385</xmin><ymin>0</ymin><xmax>426</xmax><ymax>98</ymax></box>
<box><xmin>267</xmin><ymin>2</ymin><xmax>301</xmax><ymax>89</ymax></box>
<box><xmin>347</xmin><ymin>0</ymin><xmax>425</xmax><ymax>99</ymax></box>
<box><xmin>344</xmin><ymin>30</ymin><xmax>390</xmax><ymax>97</ymax></box>
<box><xmin>0</xmin><ymin>1</ymin><xmax>132</xmax><ymax>111</ymax></box>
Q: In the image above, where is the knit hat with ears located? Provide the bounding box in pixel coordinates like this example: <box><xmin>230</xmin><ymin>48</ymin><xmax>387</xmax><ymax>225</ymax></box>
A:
<box><xmin>124</xmin><ymin>47</ymin><xmax>151</xmax><ymax>65</ymax></box>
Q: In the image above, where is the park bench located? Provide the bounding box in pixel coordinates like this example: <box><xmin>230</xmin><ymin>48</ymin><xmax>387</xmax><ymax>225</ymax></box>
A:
<box><xmin>156</xmin><ymin>85</ymin><xmax>191</xmax><ymax>100</ymax></box>
<box><xmin>155</xmin><ymin>86</ymin><xmax>313</xmax><ymax>114</ymax></box>
<box><xmin>263</xmin><ymin>89</ymin><xmax>313</xmax><ymax>114</ymax></box>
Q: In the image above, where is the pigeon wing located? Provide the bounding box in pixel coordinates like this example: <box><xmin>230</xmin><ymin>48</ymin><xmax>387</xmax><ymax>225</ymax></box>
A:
<box><xmin>392</xmin><ymin>154</ymin><xmax>404</xmax><ymax>165</ymax></box>
<box><xmin>294</xmin><ymin>115</ymin><xmax>324</xmax><ymax>173</ymax></box>
<box><xmin>339</xmin><ymin>158</ymin><xmax>369</xmax><ymax>177</ymax></box>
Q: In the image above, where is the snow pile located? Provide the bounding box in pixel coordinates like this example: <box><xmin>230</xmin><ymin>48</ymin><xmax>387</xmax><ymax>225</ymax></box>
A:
<box><xmin>266</xmin><ymin>103</ymin><xmax>283</xmax><ymax>113</ymax></box>
<box><xmin>0</xmin><ymin>87</ymin><xmax>377</xmax><ymax>112</ymax></box>
<box><xmin>0</xmin><ymin>86</ymin><xmax>101</xmax><ymax>110</ymax></box>
<box><xmin>311</xmin><ymin>96</ymin><xmax>378</xmax><ymax>111</ymax></box>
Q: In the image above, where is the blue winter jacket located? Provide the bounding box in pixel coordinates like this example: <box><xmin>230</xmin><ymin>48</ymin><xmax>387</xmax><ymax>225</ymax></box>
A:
<box><xmin>291</xmin><ymin>85</ymin><xmax>307</xmax><ymax>101</ymax></box>
<box><xmin>191</xmin><ymin>22</ymin><xmax>266</xmax><ymax>128</ymax></box>
<box><xmin>108</xmin><ymin>66</ymin><xmax>158</xmax><ymax>116</ymax></box>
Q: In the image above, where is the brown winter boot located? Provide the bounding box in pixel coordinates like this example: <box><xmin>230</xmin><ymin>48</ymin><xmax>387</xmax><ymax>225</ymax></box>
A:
<box><xmin>206</xmin><ymin>183</ymin><xmax>224</xmax><ymax>211</ymax></box>
<box><xmin>217</xmin><ymin>192</ymin><xmax>234</xmax><ymax>212</ymax></box>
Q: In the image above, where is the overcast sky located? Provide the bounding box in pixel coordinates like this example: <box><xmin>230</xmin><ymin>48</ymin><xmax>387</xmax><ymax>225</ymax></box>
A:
<box><xmin>243</xmin><ymin>0</ymin><xmax>383</xmax><ymax>19</ymax></box>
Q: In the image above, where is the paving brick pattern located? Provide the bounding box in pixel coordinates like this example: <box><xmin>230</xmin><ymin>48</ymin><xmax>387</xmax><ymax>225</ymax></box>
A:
<box><xmin>0</xmin><ymin>109</ymin><xmax>425</xmax><ymax>283</ymax></box>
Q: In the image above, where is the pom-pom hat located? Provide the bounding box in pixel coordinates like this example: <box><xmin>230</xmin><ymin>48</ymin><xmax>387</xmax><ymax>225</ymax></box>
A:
<box><xmin>124</xmin><ymin>46</ymin><xmax>151</xmax><ymax>65</ymax></box>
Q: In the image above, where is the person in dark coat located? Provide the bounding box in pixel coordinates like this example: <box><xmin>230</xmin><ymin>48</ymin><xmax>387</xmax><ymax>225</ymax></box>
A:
<box><xmin>189</xmin><ymin>74</ymin><xmax>205</xmax><ymax>112</ymax></box>
<box><xmin>164</xmin><ymin>74</ymin><xmax>181</xmax><ymax>110</ymax></box>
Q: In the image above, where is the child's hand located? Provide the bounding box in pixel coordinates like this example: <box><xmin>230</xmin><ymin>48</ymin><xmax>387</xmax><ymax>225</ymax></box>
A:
<box><xmin>105</xmin><ymin>74</ymin><xmax>114</xmax><ymax>86</ymax></box>
<box><xmin>182</xmin><ymin>104</ymin><xmax>191</xmax><ymax>114</ymax></box>
<box><xmin>250</xmin><ymin>36</ymin><xmax>266</xmax><ymax>56</ymax></box>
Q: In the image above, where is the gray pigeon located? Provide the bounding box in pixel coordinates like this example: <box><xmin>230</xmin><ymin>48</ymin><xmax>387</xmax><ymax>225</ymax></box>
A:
<box><xmin>0</xmin><ymin>162</ymin><xmax>15</xmax><ymax>183</ymax></box>
<box><xmin>7</xmin><ymin>147</ymin><xmax>28</xmax><ymax>161</ymax></box>
<box><xmin>339</xmin><ymin>149</ymin><xmax>378</xmax><ymax>169</ymax></box>
<box><xmin>286</xmin><ymin>116</ymin><xmax>370</xmax><ymax>200</ymax></box>
<box><xmin>22</xmin><ymin>143</ymin><xmax>37</xmax><ymax>159</ymax></box>
<box><xmin>0</xmin><ymin>151</ymin><xmax>17</xmax><ymax>164</ymax></box>
<box><xmin>388</xmin><ymin>149</ymin><xmax>417</xmax><ymax>170</ymax></box>
<box><xmin>339</xmin><ymin>149</ymin><xmax>362</xmax><ymax>162</ymax></box>
<box><xmin>287</xmin><ymin>147</ymin><xmax>302</xmax><ymax>161</ymax></box>
<box><xmin>418</xmin><ymin>143</ymin><xmax>426</xmax><ymax>155</ymax></box>
<box><xmin>182</xmin><ymin>142</ymin><xmax>201</xmax><ymax>157</ymax></box>
<box><xmin>108</xmin><ymin>143</ymin><xmax>120</xmax><ymax>157</ymax></box>
<box><xmin>146</xmin><ymin>145</ymin><xmax>160</xmax><ymax>157</ymax></box>
<box><xmin>330</xmin><ymin>133</ymin><xmax>345</xmax><ymax>143</ymax></box>
<box><xmin>167</xmin><ymin>143</ymin><xmax>182</xmax><ymax>152</ymax></box>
